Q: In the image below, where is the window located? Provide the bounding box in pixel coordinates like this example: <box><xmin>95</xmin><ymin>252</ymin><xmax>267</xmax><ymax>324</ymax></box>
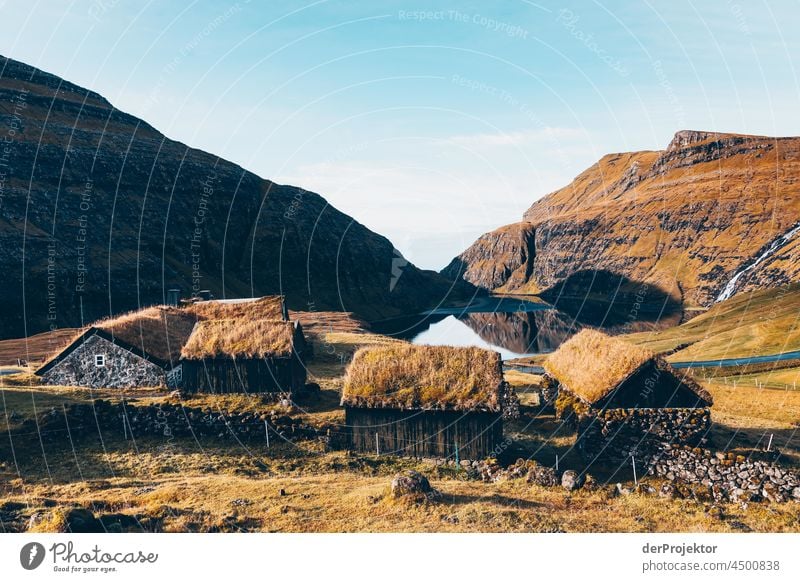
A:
<box><xmin>95</xmin><ymin>354</ymin><xmax>105</xmax><ymax>367</ymax></box>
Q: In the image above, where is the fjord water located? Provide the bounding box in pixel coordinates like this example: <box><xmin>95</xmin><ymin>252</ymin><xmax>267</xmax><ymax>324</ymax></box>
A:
<box><xmin>374</xmin><ymin>295</ymin><xmax>680</xmax><ymax>360</ymax></box>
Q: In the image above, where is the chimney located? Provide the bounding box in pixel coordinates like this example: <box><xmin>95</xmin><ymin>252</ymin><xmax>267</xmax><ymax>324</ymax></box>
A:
<box><xmin>167</xmin><ymin>288</ymin><xmax>181</xmax><ymax>307</ymax></box>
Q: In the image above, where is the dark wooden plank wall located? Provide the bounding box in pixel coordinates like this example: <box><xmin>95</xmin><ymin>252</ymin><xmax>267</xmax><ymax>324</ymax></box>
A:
<box><xmin>182</xmin><ymin>354</ymin><xmax>306</xmax><ymax>394</ymax></box>
<box><xmin>345</xmin><ymin>407</ymin><xmax>503</xmax><ymax>460</ymax></box>
<box><xmin>599</xmin><ymin>361</ymin><xmax>708</xmax><ymax>409</ymax></box>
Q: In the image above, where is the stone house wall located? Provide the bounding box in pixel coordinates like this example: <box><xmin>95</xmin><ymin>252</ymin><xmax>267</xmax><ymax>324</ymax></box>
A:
<box><xmin>576</xmin><ymin>407</ymin><xmax>710</xmax><ymax>464</ymax></box>
<box><xmin>40</xmin><ymin>334</ymin><xmax>167</xmax><ymax>388</ymax></box>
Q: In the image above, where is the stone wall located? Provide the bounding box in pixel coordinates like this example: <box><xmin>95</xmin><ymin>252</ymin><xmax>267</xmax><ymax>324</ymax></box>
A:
<box><xmin>576</xmin><ymin>407</ymin><xmax>711</xmax><ymax>464</ymax></box>
<box><xmin>15</xmin><ymin>399</ymin><xmax>329</xmax><ymax>445</ymax></box>
<box><xmin>41</xmin><ymin>334</ymin><xmax>167</xmax><ymax>388</ymax></box>
<box><xmin>650</xmin><ymin>444</ymin><xmax>800</xmax><ymax>503</ymax></box>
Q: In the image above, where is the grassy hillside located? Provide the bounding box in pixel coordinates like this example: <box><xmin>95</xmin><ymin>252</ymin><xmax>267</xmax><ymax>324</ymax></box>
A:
<box><xmin>626</xmin><ymin>284</ymin><xmax>800</xmax><ymax>361</ymax></box>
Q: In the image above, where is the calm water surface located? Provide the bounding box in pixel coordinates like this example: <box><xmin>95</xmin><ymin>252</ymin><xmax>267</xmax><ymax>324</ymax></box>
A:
<box><xmin>372</xmin><ymin>295</ymin><xmax>678</xmax><ymax>361</ymax></box>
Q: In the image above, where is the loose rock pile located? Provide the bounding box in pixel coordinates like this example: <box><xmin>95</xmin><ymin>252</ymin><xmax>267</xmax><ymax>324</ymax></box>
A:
<box><xmin>650</xmin><ymin>444</ymin><xmax>800</xmax><ymax>503</ymax></box>
<box><xmin>476</xmin><ymin>458</ymin><xmax>570</xmax><ymax>489</ymax></box>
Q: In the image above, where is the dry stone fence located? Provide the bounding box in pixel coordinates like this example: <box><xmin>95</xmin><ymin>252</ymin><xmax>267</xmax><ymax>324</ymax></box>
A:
<box><xmin>13</xmin><ymin>399</ymin><xmax>329</xmax><ymax>445</ymax></box>
<box><xmin>649</xmin><ymin>444</ymin><xmax>800</xmax><ymax>503</ymax></box>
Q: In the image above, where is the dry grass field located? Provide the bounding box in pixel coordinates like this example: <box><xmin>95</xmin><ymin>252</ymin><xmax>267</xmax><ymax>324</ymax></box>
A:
<box><xmin>1</xmin><ymin>326</ymin><xmax>799</xmax><ymax>533</ymax></box>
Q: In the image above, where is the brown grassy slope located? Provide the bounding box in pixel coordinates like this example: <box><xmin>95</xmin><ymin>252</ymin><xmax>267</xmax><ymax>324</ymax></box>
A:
<box><xmin>0</xmin><ymin>328</ymin><xmax>77</xmax><ymax>366</ymax></box>
<box><xmin>448</xmin><ymin>131</ymin><xmax>800</xmax><ymax>307</ymax></box>
<box><xmin>524</xmin><ymin>131</ymin><xmax>800</xmax><ymax>306</ymax></box>
<box><xmin>441</xmin><ymin>222</ymin><xmax>538</xmax><ymax>293</ymax></box>
<box><xmin>626</xmin><ymin>284</ymin><xmax>800</xmax><ymax>360</ymax></box>
<box><xmin>289</xmin><ymin>310</ymin><xmax>368</xmax><ymax>338</ymax></box>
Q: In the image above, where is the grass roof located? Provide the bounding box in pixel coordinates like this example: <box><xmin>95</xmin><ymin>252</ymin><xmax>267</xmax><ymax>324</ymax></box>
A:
<box><xmin>39</xmin><ymin>306</ymin><xmax>198</xmax><ymax>369</ymax></box>
<box><xmin>545</xmin><ymin>329</ymin><xmax>712</xmax><ymax>405</ymax></box>
<box><xmin>180</xmin><ymin>319</ymin><xmax>296</xmax><ymax>360</ymax></box>
<box><xmin>96</xmin><ymin>306</ymin><xmax>198</xmax><ymax>363</ymax></box>
<box><xmin>185</xmin><ymin>296</ymin><xmax>285</xmax><ymax>322</ymax></box>
<box><xmin>37</xmin><ymin>296</ymin><xmax>293</xmax><ymax>370</ymax></box>
<box><xmin>341</xmin><ymin>345</ymin><xmax>505</xmax><ymax>412</ymax></box>
<box><xmin>544</xmin><ymin>330</ymin><xmax>656</xmax><ymax>404</ymax></box>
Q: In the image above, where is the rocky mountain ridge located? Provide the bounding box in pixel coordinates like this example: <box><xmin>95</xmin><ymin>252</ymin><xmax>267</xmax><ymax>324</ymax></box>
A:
<box><xmin>444</xmin><ymin>130</ymin><xmax>800</xmax><ymax>307</ymax></box>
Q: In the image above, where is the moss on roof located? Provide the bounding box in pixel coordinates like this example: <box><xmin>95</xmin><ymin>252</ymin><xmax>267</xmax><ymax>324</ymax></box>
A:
<box><xmin>545</xmin><ymin>329</ymin><xmax>712</xmax><ymax>405</ymax></box>
<box><xmin>341</xmin><ymin>344</ymin><xmax>505</xmax><ymax>412</ymax></box>
<box><xmin>180</xmin><ymin>318</ymin><xmax>296</xmax><ymax>359</ymax></box>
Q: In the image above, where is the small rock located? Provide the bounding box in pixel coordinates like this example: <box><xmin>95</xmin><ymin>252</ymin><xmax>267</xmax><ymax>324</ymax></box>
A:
<box><xmin>63</xmin><ymin>508</ymin><xmax>102</xmax><ymax>533</ymax></box>
<box><xmin>659</xmin><ymin>482</ymin><xmax>677</xmax><ymax>499</ymax></box>
<box><xmin>616</xmin><ymin>483</ymin><xmax>633</xmax><ymax>496</ymax></box>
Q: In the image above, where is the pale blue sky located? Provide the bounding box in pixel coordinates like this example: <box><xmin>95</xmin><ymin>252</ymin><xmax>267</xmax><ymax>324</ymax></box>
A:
<box><xmin>1</xmin><ymin>0</ymin><xmax>798</xmax><ymax>269</ymax></box>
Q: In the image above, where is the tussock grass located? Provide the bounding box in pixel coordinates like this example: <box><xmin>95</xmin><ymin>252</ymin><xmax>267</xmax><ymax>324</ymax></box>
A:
<box><xmin>342</xmin><ymin>345</ymin><xmax>504</xmax><ymax>412</ymax></box>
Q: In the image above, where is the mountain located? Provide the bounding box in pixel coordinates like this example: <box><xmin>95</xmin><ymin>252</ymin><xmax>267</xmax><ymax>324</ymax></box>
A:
<box><xmin>443</xmin><ymin>130</ymin><xmax>800</xmax><ymax>308</ymax></box>
<box><xmin>0</xmin><ymin>56</ymin><xmax>465</xmax><ymax>339</ymax></box>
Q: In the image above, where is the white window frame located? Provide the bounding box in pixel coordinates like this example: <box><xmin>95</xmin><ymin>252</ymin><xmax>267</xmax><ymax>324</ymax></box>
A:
<box><xmin>94</xmin><ymin>354</ymin><xmax>106</xmax><ymax>367</ymax></box>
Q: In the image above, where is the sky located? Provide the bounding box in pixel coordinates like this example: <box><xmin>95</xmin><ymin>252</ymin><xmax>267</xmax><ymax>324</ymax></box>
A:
<box><xmin>1</xmin><ymin>0</ymin><xmax>798</xmax><ymax>270</ymax></box>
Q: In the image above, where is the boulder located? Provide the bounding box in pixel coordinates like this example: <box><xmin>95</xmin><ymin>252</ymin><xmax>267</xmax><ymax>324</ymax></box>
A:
<box><xmin>561</xmin><ymin>470</ymin><xmax>585</xmax><ymax>492</ymax></box>
<box><xmin>391</xmin><ymin>470</ymin><xmax>434</xmax><ymax>498</ymax></box>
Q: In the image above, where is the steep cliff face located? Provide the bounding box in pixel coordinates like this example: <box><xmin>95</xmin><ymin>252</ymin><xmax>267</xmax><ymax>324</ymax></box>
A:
<box><xmin>444</xmin><ymin>130</ymin><xmax>800</xmax><ymax>307</ymax></box>
<box><xmin>0</xmin><ymin>56</ymin><xmax>462</xmax><ymax>338</ymax></box>
<box><xmin>441</xmin><ymin>222</ymin><xmax>538</xmax><ymax>293</ymax></box>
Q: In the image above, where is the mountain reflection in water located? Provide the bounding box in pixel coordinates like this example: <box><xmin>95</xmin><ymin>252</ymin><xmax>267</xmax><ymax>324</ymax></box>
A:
<box><xmin>372</xmin><ymin>295</ymin><xmax>681</xmax><ymax>360</ymax></box>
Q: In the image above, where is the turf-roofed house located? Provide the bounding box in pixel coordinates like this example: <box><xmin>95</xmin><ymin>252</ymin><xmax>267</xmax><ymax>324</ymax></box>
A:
<box><xmin>544</xmin><ymin>330</ymin><xmax>713</xmax><ymax>463</ymax></box>
<box><xmin>180</xmin><ymin>297</ymin><xmax>308</xmax><ymax>395</ymax></box>
<box><xmin>36</xmin><ymin>306</ymin><xmax>197</xmax><ymax>388</ymax></box>
<box><xmin>341</xmin><ymin>345</ymin><xmax>519</xmax><ymax>460</ymax></box>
